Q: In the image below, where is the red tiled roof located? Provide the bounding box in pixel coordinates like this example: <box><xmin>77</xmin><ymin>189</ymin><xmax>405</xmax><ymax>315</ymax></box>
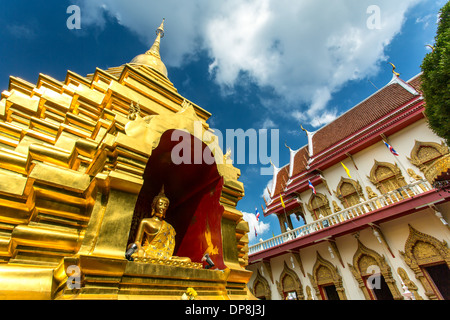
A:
<box><xmin>291</xmin><ymin>146</ymin><xmax>309</xmax><ymax>177</ymax></box>
<box><xmin>407</xmin><ymin>74</ymin><xmax>423</xmax><ymax>93</ymax></box>
<box><xmin>311</xmin><ymin>82</ymin><xmax>417</xmax><ymax>155</ymax></box>
<box><xmin>268</xmin><ymin>75</ymin><xmax>423</xmax><ymax>202</ymax></box>
<box><xmin>272</xmin><ymin>165</ymin><xmax>290</xmax><ymax>197</ymax></box>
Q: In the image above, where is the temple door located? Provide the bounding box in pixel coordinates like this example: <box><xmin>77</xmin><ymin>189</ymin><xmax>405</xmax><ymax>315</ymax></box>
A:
<box><xmin>422</xmin><ymin>263</ymin><xmax>450</xmax><ymax>300</ymax></box>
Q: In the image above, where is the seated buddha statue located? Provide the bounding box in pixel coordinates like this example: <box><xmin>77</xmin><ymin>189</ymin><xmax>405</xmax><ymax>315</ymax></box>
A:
<box><xmin>125</xmin><ymin>186</ymin><xmax>190</xmax><ymax>263</ymax></box>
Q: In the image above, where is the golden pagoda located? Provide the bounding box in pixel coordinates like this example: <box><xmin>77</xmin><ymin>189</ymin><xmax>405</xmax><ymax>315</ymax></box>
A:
<box><xmin>0</xmin><ymin>20</ymin><xmax>252</xmax><ymax>300</ymax></box>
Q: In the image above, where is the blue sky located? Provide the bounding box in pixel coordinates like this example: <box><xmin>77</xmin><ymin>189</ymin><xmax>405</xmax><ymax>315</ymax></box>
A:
<box><xmin>0</xmin><ymin>0</ymin><xmax>445</xmax><ymax>245</ymax></box>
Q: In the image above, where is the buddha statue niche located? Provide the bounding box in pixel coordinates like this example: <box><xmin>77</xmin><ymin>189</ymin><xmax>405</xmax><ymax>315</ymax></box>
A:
<box><xmin>126</xmin><ymin>186</ymin><xmax>191</xmax><ymax>263</ymax></box>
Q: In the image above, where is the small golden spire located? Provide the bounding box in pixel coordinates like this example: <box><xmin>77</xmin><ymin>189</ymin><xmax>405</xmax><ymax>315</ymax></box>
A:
<box><xmin>130</xmin><ymin>19</ymin><xmax>168</xmax><ymax>77</ymax></box>
<box><xmin>389</xmin><ymin>62</ymin><xmax>400</xmax><ymax>77</ymax></box>
<box><xmin>269</xmin><ymin>159</ymin><xmax>275</xmax><ymax>168</ymax></box>
<box><xmin>146</xmin><ymin>18</ymin><xmax>165</xmax><ymax>59</ymax></box>
<box><xmin>300</xmin><ymin>124</ymin><xmax>308</xmax><ymax>134</ymax></box>
<box><xmin>285</xmin><ymin>141</ymin><xmax>292</xmax><ymax>151</ymax></box>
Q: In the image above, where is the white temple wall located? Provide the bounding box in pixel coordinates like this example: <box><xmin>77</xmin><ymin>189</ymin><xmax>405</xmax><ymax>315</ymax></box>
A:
<box><xmin>248</xmin><ymin>206</ymin><xmax>450</xmax><ymax>300</ymax></box>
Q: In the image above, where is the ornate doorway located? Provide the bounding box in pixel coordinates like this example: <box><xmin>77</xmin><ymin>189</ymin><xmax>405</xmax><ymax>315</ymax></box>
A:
<box><xmin>348</xmin><ymin>240</ymin><xmax>402</xmax><ymax>300</ymax></box>
<box><xmin>276</xmin><ymin>261</ymin><xmax>304</xmax><ymax>300</ymax></box>
<box><xmin>252</xmin><ymin>269</ymin><xmax>272</xmax><ymax>300</ymax></box>
<box><xmin>400</xmin><ymin>225</ymin><xmax>450</xmax><ymax>300</ymax></box>
<box><xmin>308</xmin><ymin>252</ymin><xmax>347</xmax><ymax>300</ymax></box>
<box><xmin>128</xmin><ymin>129</ymin><xmax>225</xmax><ymax>268</ymax></box>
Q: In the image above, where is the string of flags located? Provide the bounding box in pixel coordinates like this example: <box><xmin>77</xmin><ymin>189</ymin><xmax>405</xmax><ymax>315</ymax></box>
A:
<box><xmin>257</xmin><ymin>137</ymin><xmax>403</xmax><ymax>241</ymax></box>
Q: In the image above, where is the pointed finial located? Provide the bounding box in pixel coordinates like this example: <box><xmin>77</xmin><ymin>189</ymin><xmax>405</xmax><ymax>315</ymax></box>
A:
<box><xmin>285</xmin><ymin>141</ymin><xmax>292</xmax><ymax>151</ymax></box>
<box><xmin>129</xmin><ymin>18</ymin><xmax>168</xmax><ymax>77</ymax></box>
<box><xmin>156</xmin><ymin>18</ymin><xmax>165</xmax><ymax>38</ymax></box>
<box><xmin>269</xmin><ymin>159</ymin><xmax>275</xmax><ymax>168</ymax></box>
<box><xmin>146</xmin><ymin>19</ymin><xmax>165</xmax><ymax>58</ymax></box>
<box><xmin>389</xmin><ymin>62</ymin><xmax>400</xmax><ymax>77</ymax></box>
<box><xmin>300</xmin><ymin>124</ymin><xmax>308</xmax><ymax>134</ymax></box>
<box><xmin>426</xmin><ymin>44</ymin><xmax>435</xmax><ymax>53</ymax></box>
<box><xmin>158</xmin><ymin>185</ymin><xmax>166</xmax><ymax>197</ymax></box>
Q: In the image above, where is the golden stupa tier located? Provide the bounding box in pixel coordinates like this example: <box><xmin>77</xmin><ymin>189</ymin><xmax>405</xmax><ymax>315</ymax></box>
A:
<box><xmin>0</xmin><ymin>60</ymin><xmax>252</xmax><ymax>299</ymax></box>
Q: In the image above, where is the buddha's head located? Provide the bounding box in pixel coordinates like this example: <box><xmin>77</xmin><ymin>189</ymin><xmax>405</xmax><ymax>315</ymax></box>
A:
<box><xmin>151</xmin><ymin>185</ymin><xmax>170</xmax><ymax>219</ymax></box>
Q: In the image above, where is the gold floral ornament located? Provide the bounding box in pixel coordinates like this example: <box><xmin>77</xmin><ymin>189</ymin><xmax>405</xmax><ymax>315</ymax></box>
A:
<box><xmin>181</xmin><ymin>287</ymin><xmax>198</xmax><ymax>300</ymax></box>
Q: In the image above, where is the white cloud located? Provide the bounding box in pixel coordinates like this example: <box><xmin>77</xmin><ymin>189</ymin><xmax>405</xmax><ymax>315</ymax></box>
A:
<box><xmin>310</xmin><ymin>109</ymin><xmax>339</xmax><ymax>128</ymax></box>
<box><xmin>76</xmin><ymin>0</ymin><xmax>423</xmax><ymax>124</ymax></box>
<box><xmin>291</xmin><ymin>110</ymin><xmax>308</xmax><ymax>124</ymax></box>
<box><xmin>262</xmin><ymin>179</ymin><xmax>273</xmax><ymax>201</ymax></box>
<box><xmin>242</xmin><ymin>210</ymin><xmax>270</xmax><ymax>243</ymax></box>
<box><xmin>261</xmin><ymin>119</ymin><xmax>276</xmax><ymax>129</ymax></box>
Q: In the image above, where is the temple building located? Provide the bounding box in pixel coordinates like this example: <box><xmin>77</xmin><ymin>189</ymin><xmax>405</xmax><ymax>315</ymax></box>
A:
<box><xmin>0</xmin><ymin>20</ymin><xmax>253</xmax><ymax>299</ymax></box>
<box><xmin>247</xmin><ymin>70</ymin><xmax>450</xmax><ymax>300</ymax></box>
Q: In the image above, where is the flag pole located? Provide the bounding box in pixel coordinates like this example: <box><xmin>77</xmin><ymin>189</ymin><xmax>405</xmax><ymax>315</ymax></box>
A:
<box><xmin>382</xmin><ymin>137</ymin><xmax>413</xmax><ymax>183</ymax></box>
<box><xmin>280</xmin><ymin>194</ymin><xmax>289</xmax><ymax>233</ymax></box>
<box><xmin>346</xmin><ymin>153</ymin><xmax>368</xmax><ymax>192</ymax></box>
<box><xmin>342</xmin><ymin>158</ymin><xmax>365</xmax><ymax>200</ymax></box>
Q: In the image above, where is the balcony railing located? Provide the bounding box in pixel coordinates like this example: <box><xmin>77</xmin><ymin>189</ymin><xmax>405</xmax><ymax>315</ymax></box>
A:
<box><xmin>249</xmin><ymin>179</ymin><xmax>433</xmax><ymax>255</ymax></box>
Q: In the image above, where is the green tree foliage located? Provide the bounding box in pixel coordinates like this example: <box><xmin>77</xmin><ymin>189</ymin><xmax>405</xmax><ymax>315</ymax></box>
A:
<box><xmin>421</xmin><ymin>1</ymin><xmax>450</xmax><ymax>145</ymax></box>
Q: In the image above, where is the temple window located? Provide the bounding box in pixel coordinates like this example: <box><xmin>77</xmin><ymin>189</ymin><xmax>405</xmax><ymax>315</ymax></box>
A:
<box><xmin>334</xmin><ymin>177</ymin><xmax>365</xmax><ymax>208</ymax></box>
<box><xmin>276</xmin><ymin>262</ymin><xmax>303</xmax><ymax>300</ymax></box>
<box><xmin>408</xmin><ymin>140</ymin><xmax>449</xmax><ymax>173</ymax></box>
<box><xmin>320</xmin><ymin>283</ymin><xmax>340</xmax><ymax>300</ymax></box>
<box><xmin>254</xmin><ymin>281</ymin><xmax>268</xmax><ymax>300</ymax></box>
<box><xmin>305</xmin><ymin>193</ymin><xmax>332</xmax><ymax>221</ymax></box>
<box><xmin>252</xmin><ymin>269</ymin><xmax>272</xmax><ymax>300</ymax></box>
<box><xmin>368</xmin><ymin>160</ymin><xmax>407</xmax><ymax>198</ymax></box>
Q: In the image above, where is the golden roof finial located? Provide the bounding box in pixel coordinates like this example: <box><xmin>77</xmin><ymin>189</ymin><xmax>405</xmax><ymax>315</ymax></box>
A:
<box><xmin>269</xmin><ymin>159</ymin><xmax>277</xmax><ymax>169</ymax></box>
<box><xmin>300</xmin><ymin>124</ymin><xmax>308</xmax><ymax>134</ymax></box>
<box><xmin>130</xmin><ymin>19</ymin><xmax>168</xmax><ymax>77</ymax></box>
<box><xmin>389</xmin><ymin>62</ymin><xmax>400</xmax><ymax>77</ymax></box>
<box><xmin>285</xmin><ymin>141</ymin><xmax>292</xmax><ymax>151</ymax></box>
<box><xmin>146</xmin><ymin>18</ymin><xmax>165</xmax><ymax>59</ymax></box>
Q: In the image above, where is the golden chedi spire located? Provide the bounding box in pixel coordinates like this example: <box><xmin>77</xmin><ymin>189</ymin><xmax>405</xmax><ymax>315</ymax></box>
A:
<box><xmin>130</xmin><ymin>19</ymin><xmax>168</xmax><ymax>78</ymax></box>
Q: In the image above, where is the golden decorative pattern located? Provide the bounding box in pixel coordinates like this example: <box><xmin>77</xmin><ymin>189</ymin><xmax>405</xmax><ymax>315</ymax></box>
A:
<box><xmin>309</xmin><ymin>251</ymin><xmax>347</xmax><ymax>300</ymax></box>
<box><xmin>306</xmin><ymin>286</ymin><xmax>313</xmax><ymax>300</ymax></box>
<box><xmin>423</xmin><ymin>154</ymin><xmax>450</xmax><ymax>185</ymax></box>
<box><xmin>276</xmin><ymin>261</ymin><xmax>304</xmax><ymax>300</ymax></box>
<box><xmin>305</xmin><ymin>193</ymin><xmax>332</xmax><ymax>220</ymax></box>
<box><xmin>408</xmin><ymin>140</ymin><xmax>448</xmax><ymax>173</ymax></box>
<box><xmin>358</xmin><ymin>255</ymin><xmax>378</xmax><ymax>277</ymax></box>
<box><xmin>0</xmin><ymin>22</ymin><xmax>252</xmax><ymax>300</ymax></box>
<box><xmin>334</xmin><ymin>177</ymin><xmax>366</xmax><ymax>211</ymax></box>
<box><xmin>397</xmin><ymin>267</ymin><xmax>423</xmax><ymax>300</ymax></box>
<box><xmin>399</xmin><ymin>224</ymin><xmax>450</xmax><ymax>300</ymax></box>
<box><xmin>368</xmin><ymin>160</ymin><xmax>407</xmax><ymax>197</ymax></box>
<box><xmin>132</xmin><ymin>257</ymin><xmax>203</xmax><ymax>269</ymax></box>
<box><xmin>252</xmin><ymin>269</ymin><xmax>272</xmax><ymax>300</ymax></box>
<box><xmin>348</xmin><ymin>240</ymin><xmax>402</xmax><ymax>300</ymax></box>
